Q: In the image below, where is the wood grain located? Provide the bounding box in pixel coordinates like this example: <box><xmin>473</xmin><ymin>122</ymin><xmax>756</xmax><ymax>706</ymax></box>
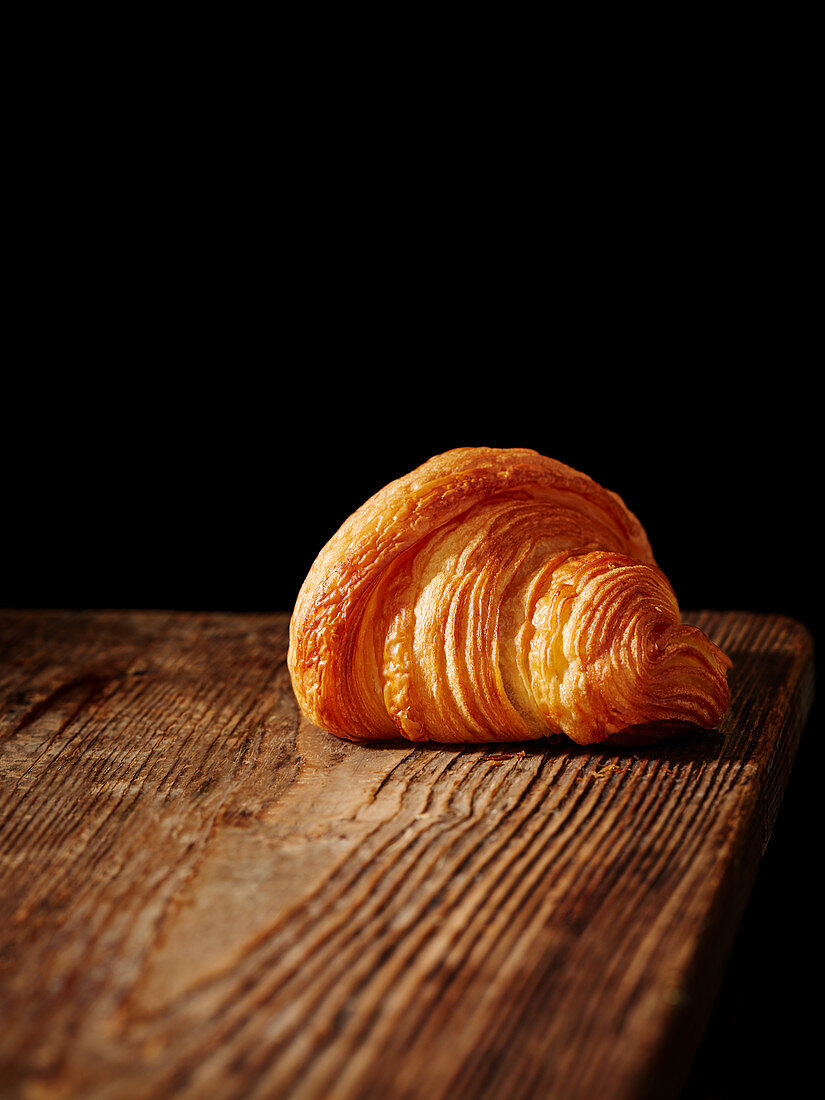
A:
<box><xmin>0</xmin><ymin>609</ymin><xmax>814</xmax><ymax>1100</ymax></box>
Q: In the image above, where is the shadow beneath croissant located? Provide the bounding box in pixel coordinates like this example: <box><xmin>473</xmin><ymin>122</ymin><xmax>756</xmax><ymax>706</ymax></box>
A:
<box><xmin>342</xmin><ymin>721</ymin><xmax>730</xmax><ymax>766</ymax></box>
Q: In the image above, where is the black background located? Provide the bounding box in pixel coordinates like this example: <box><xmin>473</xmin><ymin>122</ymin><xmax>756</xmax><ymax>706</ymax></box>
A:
<box><xmin>3</xmin><ymin>100</ymin><xmax>821</xmax><ymax>1097</ymax></box>
<box><xmin>5</xmin><ymin>369</ymin><xmax>818</xmax><ymax>635</ymax></box>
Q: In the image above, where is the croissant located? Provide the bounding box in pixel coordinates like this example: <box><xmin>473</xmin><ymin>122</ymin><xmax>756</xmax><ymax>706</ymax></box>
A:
<box><xmin>287</xmin><ymin>447</ymin><xmax>731</xmax><ymax>746</ymax></box>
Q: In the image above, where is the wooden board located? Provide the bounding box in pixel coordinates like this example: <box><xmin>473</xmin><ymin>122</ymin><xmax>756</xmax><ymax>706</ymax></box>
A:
<box><xmin>0</xmin><ymin>609</ymin><xmax>814</xmax><ymax>1100</ymax></box>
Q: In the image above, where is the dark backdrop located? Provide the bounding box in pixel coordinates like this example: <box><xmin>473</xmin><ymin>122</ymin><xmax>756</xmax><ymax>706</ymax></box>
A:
<box><xmin>4</xmin><ymin>378</ymin><xmax>818</xmax><ymax>643</ymax></box>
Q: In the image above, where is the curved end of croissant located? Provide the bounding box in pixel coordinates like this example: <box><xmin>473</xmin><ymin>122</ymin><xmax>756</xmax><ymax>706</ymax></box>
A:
<box><xmin>529</xmin><ymin>552</ymin><xmax>732</xmax><ymax>746</ymax></box>
<box><xmin>598</xmin><ymin>620</ymin><xmax>733</xmax><ymax>744</ymax></box>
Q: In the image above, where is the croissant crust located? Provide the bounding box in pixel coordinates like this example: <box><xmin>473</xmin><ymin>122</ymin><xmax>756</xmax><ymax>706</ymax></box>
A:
<box><xmin>288</xmin><ymin>447</ymin><xmax>731</xmax><ymax>745</ymax></box>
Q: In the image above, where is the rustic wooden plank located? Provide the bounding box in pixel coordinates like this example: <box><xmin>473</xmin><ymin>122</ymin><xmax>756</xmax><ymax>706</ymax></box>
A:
<box><xmin>0</xmin><ymin>609</ymin><xmax>814</xmax><ymax>1100</ymax></box>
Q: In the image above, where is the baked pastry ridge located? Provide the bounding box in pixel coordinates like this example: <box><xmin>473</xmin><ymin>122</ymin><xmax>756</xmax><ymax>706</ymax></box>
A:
<box><xmin>288</xmin><ymin>447</ymin><xmax>732</xmax><ymax>745</ymax></box>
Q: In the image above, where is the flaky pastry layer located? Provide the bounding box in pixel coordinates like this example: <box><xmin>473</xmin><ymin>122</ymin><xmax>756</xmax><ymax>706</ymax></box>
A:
<box><xmin>288</xmin><ymin>447</ymin><xmax>731</xmax><ymax>745</ymax></box>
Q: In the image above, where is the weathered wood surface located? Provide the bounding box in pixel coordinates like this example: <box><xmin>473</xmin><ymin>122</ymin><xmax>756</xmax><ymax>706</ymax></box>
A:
<box><xmin>0</xmin><ymin>609</ymin><xmax>814</xmax><ymax>1100</ymax></box>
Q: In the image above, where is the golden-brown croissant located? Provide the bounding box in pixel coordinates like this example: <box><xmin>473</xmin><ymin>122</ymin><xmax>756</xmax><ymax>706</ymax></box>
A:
<box><xmin>288</xmin><ymin>447</ymin><xmax>731</xmax><ymax>745</ymax></box>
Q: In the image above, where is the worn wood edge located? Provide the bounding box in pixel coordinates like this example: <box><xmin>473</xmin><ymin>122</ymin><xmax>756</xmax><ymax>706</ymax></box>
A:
<box><xmin>636</xmin><ymin>613</ymin><xmax>815</xmax><ymax>1100</ymax></box>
